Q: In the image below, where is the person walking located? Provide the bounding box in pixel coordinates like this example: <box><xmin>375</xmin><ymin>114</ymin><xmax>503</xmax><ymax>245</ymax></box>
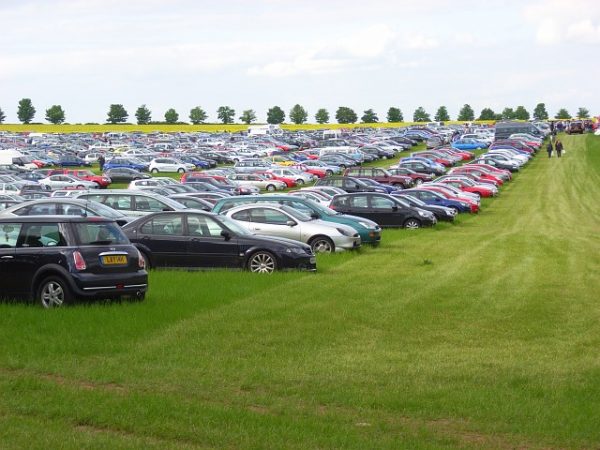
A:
<box><xmin>546</xmin><ymin>141</ymin><xmax>553</xmax><ymax>158</ymax></box>
<box><xmin>98</xmin><ymin>154</ymin><xmax>106</xmax><ymax>171</ymax></box>
<box><xmin>555</xmin><ymin>139</ymin><xmax>563</xmax><ymax>158</ymax></box>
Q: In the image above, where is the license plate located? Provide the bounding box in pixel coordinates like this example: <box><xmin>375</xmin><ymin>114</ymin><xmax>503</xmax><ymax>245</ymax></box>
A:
<box><xmin>102</xmin><ymin>255</ymin><xmax>127</xmax><ymax>265</ymax></box>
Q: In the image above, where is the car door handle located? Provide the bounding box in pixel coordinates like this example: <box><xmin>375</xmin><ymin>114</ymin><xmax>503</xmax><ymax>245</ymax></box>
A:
<box><xmin>253</xmin><ymin>227</ymin><xmax>261</xmax><ymax>231</ymax></box>
<box><xmin>1</xmin><ymin>255</ymin><xmax>14</xmax><ymax>259</ymax></box>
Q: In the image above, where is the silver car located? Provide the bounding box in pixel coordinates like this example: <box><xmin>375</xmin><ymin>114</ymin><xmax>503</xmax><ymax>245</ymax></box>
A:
<box><xmin>223</xmin><ymin>203</ymin><xmax>361</xmax><ymax>253</ymax></box>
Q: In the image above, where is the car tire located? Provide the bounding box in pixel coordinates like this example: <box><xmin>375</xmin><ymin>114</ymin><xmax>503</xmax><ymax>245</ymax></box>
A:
<box><xmin>248</xmin><ymin>251</ymin><xmax>277</xmax><ymax>273</ymax></box>
<box><xmin>449</xmin><ymin>206</ymin><xmax>460</xmax><ymax>214</ymax></box>
<box><xmin>151</xmin><ymin>168</ymin><xmax>159</xmax><ymax>174</ymax></box>
<box><xmin>37</xmin><ymin>276</ymin><xmax>72</xmax><ymax>308</ymax></box>
<box><xmin>403</xmin><ymin>218</ymin><xmax>421</xmax><ymax>229</ymax></box>
<box><xmin>295</xmin><ymin>179</ymin><xmax>305</xmax><ymax>185</ymax></box>
<box><xmin>309</xmin><ymin>236</ymin><xmax>335</xmax><ymax>253</ymax></box>
<box><xmin>177</xmin><ymin>168</ymin><xmax>185</xmax><ymax>173</ymax></box>
<box><xmin>266</xmin><ymin>184</ymin><xmax>276</xmax><ymax>192</ymax></box>
<box><xmin>415</xmin><ymin>178</ymin><xmax>423</xmax><ymax>185</ymax></box>
<box><xmin>325</xmin><ymin>170</ymin><xmax>333</xmax><ymax>177</ymax></box>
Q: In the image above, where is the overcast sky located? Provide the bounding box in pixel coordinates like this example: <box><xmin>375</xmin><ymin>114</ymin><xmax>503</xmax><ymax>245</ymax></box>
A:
<box><xmin>0</xmin><ymin>0</ymin><xmax>598</xmax><ymax>123</ymax></box>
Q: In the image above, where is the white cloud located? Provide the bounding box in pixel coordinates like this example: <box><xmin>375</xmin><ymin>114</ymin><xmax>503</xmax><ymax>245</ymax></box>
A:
<box><xmin>403</xmin><ymin>34</ymin><xmax>439</xmax><ymax>50</ymax></box>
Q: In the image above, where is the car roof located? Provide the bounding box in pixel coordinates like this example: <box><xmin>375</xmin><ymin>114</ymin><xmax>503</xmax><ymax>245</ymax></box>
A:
<box><xmin>0</xmin><ymin>215</ymin><xmax>113</xmax><ymax>223</ymax></box>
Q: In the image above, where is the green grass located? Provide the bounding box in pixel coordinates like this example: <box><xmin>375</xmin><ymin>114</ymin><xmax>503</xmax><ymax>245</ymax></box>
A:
<box><xmin>2</xmin><ymin>134</ymin><xmax>600</xmax><ymax>448</ymax></box>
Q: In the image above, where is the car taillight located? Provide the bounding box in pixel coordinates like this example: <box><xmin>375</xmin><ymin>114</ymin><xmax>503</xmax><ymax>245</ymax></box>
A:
<box><xmin>137</xmin><ymin>249</ymin><xmax>146</xmax><ymax>269</ymax></box>
<box><xmin>73</xmin><ymin>251</ymin><xmax>87</xmax><ymax>270</ymax></box>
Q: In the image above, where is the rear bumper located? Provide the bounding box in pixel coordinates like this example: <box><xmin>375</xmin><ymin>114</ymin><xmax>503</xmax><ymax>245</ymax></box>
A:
<box><xmin>71</xmin><ymin>271</ymin><xmax>148</xmax><ymax>299</ymax></box>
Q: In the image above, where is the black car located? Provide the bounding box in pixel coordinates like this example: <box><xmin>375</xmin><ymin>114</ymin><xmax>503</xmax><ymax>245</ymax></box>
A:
<box><xmin>391</xmin><ymin>192</ymin><xmax>456</xmax><ymax>222</ymax></box>
<box><xmin>122</xmin><ymin>211</ymin><xmax>317</xmax><ymax>273</ymax></box>
<box><xmin>315</xmin><ymin>176</ymin><xmax>388</xmax><ymax>193</ymax></box>
<box><xmin>329</xmin><ymin>192</ymin><xmax>437</xmax><ymax>229</ymax></box>
<box><xmin>103</xmin><ymin>168</ymin><xmax>151</xmax><ymax>183</ymax></box>
<box><xmin>0</xmin><ymin>216</ymin><xmax>147</xmax><ymax>307</ymax></box>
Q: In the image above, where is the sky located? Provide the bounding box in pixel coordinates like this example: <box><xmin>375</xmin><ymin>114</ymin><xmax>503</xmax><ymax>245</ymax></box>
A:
<box><xmin>0</xmin><ymin>0</ymin><xmax>598</xmax><ymax>124</ymax></box>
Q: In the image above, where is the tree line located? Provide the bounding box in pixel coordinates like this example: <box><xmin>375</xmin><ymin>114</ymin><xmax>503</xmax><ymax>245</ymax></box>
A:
<box><xmin>0</xmin><ymin>99</ymin><xmax>591</xmax><ymax>125</ymax></box>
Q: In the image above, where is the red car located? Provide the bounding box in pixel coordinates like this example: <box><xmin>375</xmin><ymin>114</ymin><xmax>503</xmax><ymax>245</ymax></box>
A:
<box><xmin>292</xmin><ymin>163</ymin><xmax>327</xmax><ymax>178</ymax></box>
<box><xmin>387</xmin><ymin>167</ymin><xmax>434</xmax><ymax>185</ymax></box>
<box><xmin>464</xmin><ymin>163</ymin><xmax>512</xmax><ymax>181</ymax></box>
<box><xmin>257</xmin><ymin>171</ymin><xmax>297</xmax><ymax>188</ymax></box>
<box><xmin>436</xmin><ymin>178</ymin><xmax>497</xmax><ymax>198</ymax></box>
<box><xmin>63</xmin><ymin>169</ymin><xmax>111</xmax><ymax>188</ymax></box>
<box><xmin>436</xmin><ymin>147</ymin><xmax>474</xmax><ymax>161</ymax></box>
<box><xmin>412</xmin><ymin>151</ymin><xmax>454</xmax><ymax>167</ymax></box>
<box><xmin>448</xmin><ymin>167</ymin><xmax>504</xmax><ymax>186</ymax></box>
<box><xmin>419</xmin><ymin>184</ymin><xmax>480</xmax><ymax>213</ymax></box>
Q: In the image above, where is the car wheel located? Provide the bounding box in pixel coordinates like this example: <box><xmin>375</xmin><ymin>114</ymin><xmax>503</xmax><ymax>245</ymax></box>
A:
<box><xmin>415</xmin><ymin>178</ymin><xmax>423</xmax><ymax>185</ymax></box>
<box><xmin>177</xmin><ymin>168</ymin><xmax>185</xmax><ymax>173</ymax></box>
<box><xmin>248</xmin><ymin>251</ymin><xmax>277</xmax><ymax>273</ymax></box>
<box><xmin>325</xmin><ymin>170</ymin><xmax>333</xmax><ymax>176</ymax></box>
<box><xmin>151</xmin><ymin>168</ymin><xmax>159</xmax><ymax>174</ymax></box>
<box><xmin>37</xmin><ymin>276</ymin><xmax>72</xmax><ymax>308</ymax></box>
<box><xmin>310</xmin><ymin>236</ymin><xmax>335</xmax><ymax>253</ymax></box>
<box><xmin>295</xmin><ymin>179</ymin><xmax>305</xmax><ymax>185</ymax></box>
<box><xmin>266</xmin><ymin>184</ymin><xmax>276</xmax><ymax>192</ymax></box>
<box><xmin>403</xmin><ymin>218</ymin><xmax>421</xmax><ymax>229</ymax></box>
<box><xmin>449</xmin><ymin>206</ymin><xmax>460</xmax><ymax>214</ymax></box>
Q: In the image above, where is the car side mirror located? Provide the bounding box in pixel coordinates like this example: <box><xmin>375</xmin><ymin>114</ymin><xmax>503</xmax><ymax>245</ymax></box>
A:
<box><xmin>310</xmin><ymin>212</ymin><xmax>319</xmax><ymax>219</ymax></box>
<box><xmin>221</xmin><ymin>230</ymin><xmax>231</xmax><ymax>241</ymax></box>
<box><xmin>286</xmin><ymin>220</ymin><xmax>297</xmax><ymax>227</ymax></box>
<box><xmin>392</xmin><ymin>205</ymin><xmax>398</xmax><ymax>211</ymax></box>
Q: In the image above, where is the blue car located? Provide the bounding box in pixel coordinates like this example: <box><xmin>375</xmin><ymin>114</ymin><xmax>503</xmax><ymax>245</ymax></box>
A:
<box><xmin>57</xmin><ymin>155</ymin><xmax>90</xmax><ymax>167</ymax></box>
<box><xmin>451</xmin><ymin>138</ymin><xmax>489</xmax><ymax>150</ymax></box>
<box><xmin>399</xmin><ymin>188</ymin><xmax>472</xmax><ymax>213</ymax></box>
<box><xmin>400</xmin><ymin>157</ymin><xmax>446</xmax><ymax>173</ymax></box>
<box><xmin>103</xmin><ymin>157</ymin><xmax>149</xmax><ymax>172</ymax></box>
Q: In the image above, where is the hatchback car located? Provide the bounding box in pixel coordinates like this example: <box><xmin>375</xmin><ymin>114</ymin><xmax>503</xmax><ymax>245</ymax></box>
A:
<box><xmin>329</xmin><ymin>192</ymin><xmax>437</xmax><ymax>229</ymax></box>
<box><xmin>223</xmin><ymin>204</ymin><xmax>361</xmax><ymax>253</ymax></box>
<box><xmin>0</xmin><ymin>216</ymin><xmax>147</xmax><ymax>307</ymax></box>
<box><xmin>123</xmin><ymin>211</ymin><xmax>316</xmax><ymax>273</ymax></box>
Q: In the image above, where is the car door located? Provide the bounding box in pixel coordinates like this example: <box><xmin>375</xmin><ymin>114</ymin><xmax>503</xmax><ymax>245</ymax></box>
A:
<box><xmin>0</xmin><ymin>222</ymin><xmax>22</xmax><ymax>296</ymax></box>
<box><xmin>137</xmin><ymin>214</ymin><xmax>187</xmax><ymax>267</ymax></box>
<box><xmin>185</xmin><ymin>214</ymin><xmax>240</xmax><ymax>268</ymax></box>
<box><xmin>366</xmin><ymin>195</ymin><xmax>402</xmax><ymax>226</ymax></box>
<box><xmin>344</xmin><ymin>194</ymin><xmax>373</xmax><ymax>221</ymax></box>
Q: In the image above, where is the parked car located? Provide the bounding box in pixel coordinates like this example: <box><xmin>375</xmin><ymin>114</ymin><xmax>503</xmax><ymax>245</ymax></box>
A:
<box><xmin>0</xmin><ymin>216</ymin><xmax>147</xmax><ymax>307</ymax></box>
<box><xmin>103</xmin><ymin>168</ymin><xmax>151</xmax><ymax>183</ymax></box>
<box><xmin>228</xmin><ymin>173</ymin><xmax>286</xmax><ymax>192</ymax></box>
<box><xmin>400</xmin><ymin>188</ymin><xmax>474</xmax><ymax>214</ymax></box>
<box><xmin>39</xmin><ymin>174</ymin><xmax>99</xmax><ymax>190</ymax></box>
<box><xmin>451</xmin><ymin>138</ymin><xmax>489</xmax><ymax>150</ymax></box>
<box><xmin>211</xmin><ymin>194</ymin><xmax>382</xmax><ymax>245</ymax></box>
<box><xmin>387</xmin><ymin>167</ymin><xmax>434</xmax><ymax>185</ymax></box>
<box><xmin>57</xmin><ymin>155</ymin><xmax>91</xmax><ymax>167</ymax></box>
<box><xmin>122</xmin><ymin>211</ymin><xmax>316</xmax><ymax>273</ymax></box>
<box><xmin>267</xmin><ymin>167</ymin><xmax>317</xmax><ymax>185</ymax></box>
<box><xmin>0</xmin><ymin>198</ymin><xmax>135</xmax><ymax>226</ymax></box>
<box><xmin>103</xmin><ymin>157</ymin><xmax>149</xmax><ymax>172</ymax></box>
<box><xmin>74</xmin><ymin>189</ymin><xmax>188</xmax><ymax>217</ymax></box>
<box><xmin>149</xmin><ymin>157</ymin><xmax>195</xmax><ymax>174</ymax></box>
<box><xmin>167</xmin><ymin>195</ymin><xmax>214</xmax><ymax>211</ymax></box>
<box><xmin>329</xmin><ymin>192</ymin><xmax>436</xmax><ymax>229</ymax></box>
<box><xmin>315</xmin><ymin>176</ymin><xmax>387</xmax><ymax>193</ymax></box>
<box><xmin>223</xmin><ymin>203</ymin><xmax>361</xmax><ymax>253</ymax></box>
<box><xmin>343</xmin><ymin>167</ymin><xmax>413</xmax><ymax>188</ymax></box>
<box><xmin>391</xmin><ymin>193</ymin><xmax>456</xmax><ymax>222</ymax></box>
<box><xmin>63</xmin><ymin>169</ymin><xmax>112</xmax><ymax>188</ymax></box>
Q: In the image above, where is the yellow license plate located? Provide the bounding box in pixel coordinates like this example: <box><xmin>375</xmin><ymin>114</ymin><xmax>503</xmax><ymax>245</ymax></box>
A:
<box><xmin>102</xmin><ymin>255</ymin><xmax>127</xmax><ymax>265</ymax></box>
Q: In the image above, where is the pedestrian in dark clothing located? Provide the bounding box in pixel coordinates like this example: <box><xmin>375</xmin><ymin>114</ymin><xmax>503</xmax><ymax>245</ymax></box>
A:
<box><xmin>555</xmin><ymin>139</ymin><xmax>563</xmax><ymax>158</ymax></box>
<box><xmin>546</xmin><ymin>141</ymin><xmax>553</xmax><ymax>158</ymax></box>
<box><xmin>98</xmin><ymin>154</ymin><xmax>106</xmax><ymax>171</ymax></box>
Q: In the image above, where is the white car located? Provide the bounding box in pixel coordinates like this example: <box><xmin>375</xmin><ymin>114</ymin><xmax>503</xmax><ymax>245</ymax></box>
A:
<box><xmin>228</xmin><ymin>173</ymin><xmax>286</xmax><ymax>192</ymax></box>
<box><xmin>39</xmin><ymin>175</ymin><xmax>99</xmax><ymax>190</ymax></box>
<box><xmin>267</xmin><ymin>167</ymin><xmax>317</xmax><ymax>185</ymax></box>
<box><xmin>148</xmin><ymin>157</ymin><xmax>195</xmax><ymax>174</ymax></box>
<box><xmin>223</xmin><ymin>203</ymin><xmax>361</xmax><ymax>253</ymax></box>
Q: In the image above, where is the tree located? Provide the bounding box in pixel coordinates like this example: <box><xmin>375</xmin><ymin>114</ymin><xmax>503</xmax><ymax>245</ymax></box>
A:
<box><xmin>0</xmin><ymin>107</ymin><xmax>5</xmax><ymax>124</ymax></box>
<box><xmin>361</xmin><ymin>109</ymin><xmax>378</xmax><ymax>123</ymax></box>
<box><xmin>164</xmin><ymin>108</ymin><xmax>179</xmax><ymax>124</ymax></box>
<box><xmin>217</xmin><ymin>106</ymin><xmax>235</xmax><ymax>124</ymax></box>
<box><xmin>478</xmin><ymin>108</ymin><xmax>496</xmax><ymax>121</ymax></box>
<box><xmin>189</xmin><ymin>106</ymin><xmax>208</xmax><ymax>125</ymax></box>
<box><xmin>387</xmin><ymin>107</ymin><xmax>403</xmax><ymax>123</ymax></box>
<box><xmin>335</xmin><ymin>106</ymin><xmax>358</xmax><ymax>124</ymax></box>
<box><xmin>134</xmin><ymin>105</ymin><xmax>152</xmax><ymax>125</ymax></box>
<box><xmin>434</xmin><ymin>106</ymin><xmax>450</xmax><ymax>122</ymax></box>
<box><xmin>239</xmin><ymin>109</ymin><xmax>257</xmax><ymax>125</ymax></box>
<box><xmin>577</xmin><ymin>107</ymin><xmax>590</xmax><ymax>119</ymax></box>
<box><xmin>501</xmin><ymin>107</ymin><xmax>515</xmax><ymax>120</ymax></box>
<box><xmin>289</xmin><ymin>104</ymin><xmax>308</xmax><ymax>124</ymax></box>
<box><xmin>457</xmin><ymin>104</ymin><xmax>475</xmax><ymax>121</ymax></box>
<box><xmin>266</xmin><ymin>106</ymin><xmax>285</xmax><ymax>124</ymax></box>
<box><xmin>533</xmin><ymin>103</ymin><xmax>549</xmax><ymax>121</ymax></box>
<box><xmin>514</xmin><ymin>105</ymin><xmax>530</xmax><ymax>120</ymax></box>
<box><xmin>45</xmin><ymin>105</ymin><xmax>65</xmax><ymax>124</ymax></box>
<box><xmin>106</xmin><ymin>104</ymin><xmax>128</xmax><ymax>124</ymax></box>
<box><xmin>315</xmin><ymin>108</ymin><xmax>330</xmax><ymax>124</ymax></box>
<box><xmin>554</xmin><ymin>108</ymin><xmax>572</xmax><ymax>120</ymax></box>
<box><xmin>412</xmin><ymin>106</ymin><xmax>430</xmax><ymax>122</ymax></box>
<box><xmin>17</xmin><ymin>98</ymin><xmax>36</xmax><ymax>124</ymax></box>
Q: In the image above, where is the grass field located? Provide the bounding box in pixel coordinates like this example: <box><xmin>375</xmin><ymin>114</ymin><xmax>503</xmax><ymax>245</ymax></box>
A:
<box><xmin>1</xmin><ymin>134</ymin><xmax>600</xmax><ymax>448</ymax></box>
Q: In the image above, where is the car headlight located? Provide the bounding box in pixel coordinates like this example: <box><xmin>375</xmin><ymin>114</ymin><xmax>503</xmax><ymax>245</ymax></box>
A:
<box><xmin>285</xmin><ymin>247</ymin><xmax>304</xmax><ymax>254</ymax></box>
<box><xmin>459</xmin><ymin>201</ymin><xmax>470</xmax><ymax>207</ymax></box>
<box><xmin>358</xmin><ymin>221</ymin><xmax>376</xmax><ymax>229</ymax></box>
<box><xmin>336</xmin><ymin>227</ymin><xmax>351</xmax><ymax>236</ymax></box>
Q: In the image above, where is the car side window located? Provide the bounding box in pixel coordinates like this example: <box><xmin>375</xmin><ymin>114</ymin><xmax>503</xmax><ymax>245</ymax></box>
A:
<box><xmin>105</xmin><ymin>195</ymin><xmax>132</xmax><ymax>210</ymax></box>
<box><xmin>370</xmin><ymin>196</ymin><xmax>395</xmax><ymax>209</ymax></box>
<box><xmin>18</xmin><ymin>223</ymin><xmax>65</xmax><ymax>247</ymax></box>
<box><xmin>140</xmin><ymin>215</ymin><xmax>183</xmax><ymax>236</ymax></box>
<box><xmin>349</xmin><ymin>196</ymin><xmax>369</xmax><ymax>209</ymax></box>
<box><xmin>231</xmin><ymin>210</ymin><xmax>251</xmax><ymax>222</ymax></box>
<box><xmin>135</xmin><ymin>197</ymin><xmax>165</xmax><ymax>212</ymax></box>
<box><xmin>0</xmin><ymin>223</ymin><xmax>22</xmax><ymax>248</ymax></box>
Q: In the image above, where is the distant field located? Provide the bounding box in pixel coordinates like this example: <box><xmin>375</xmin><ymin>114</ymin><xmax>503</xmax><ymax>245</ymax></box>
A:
<box><xmin>0</xmin><ymin>121</ymin><xmax>495</xmax><ymax>134</ymax></box>
<box><xmin>0</xmin><ymin>134</ymin><xmax>599</xmax><ymax>448</ymax></box>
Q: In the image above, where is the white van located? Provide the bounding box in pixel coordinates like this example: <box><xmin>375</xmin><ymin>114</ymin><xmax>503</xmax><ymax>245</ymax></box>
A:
<box><xmin>0</xmin><ymin>149</ymin><xmax>37</xmax><ymax>170</ymax></box>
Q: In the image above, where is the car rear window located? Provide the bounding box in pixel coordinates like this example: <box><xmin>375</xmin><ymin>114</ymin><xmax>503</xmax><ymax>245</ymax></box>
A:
<box><xmin>73</xmin><ymin>222</ymin><xmax>129</xmax><ymax>245</ymax></box>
